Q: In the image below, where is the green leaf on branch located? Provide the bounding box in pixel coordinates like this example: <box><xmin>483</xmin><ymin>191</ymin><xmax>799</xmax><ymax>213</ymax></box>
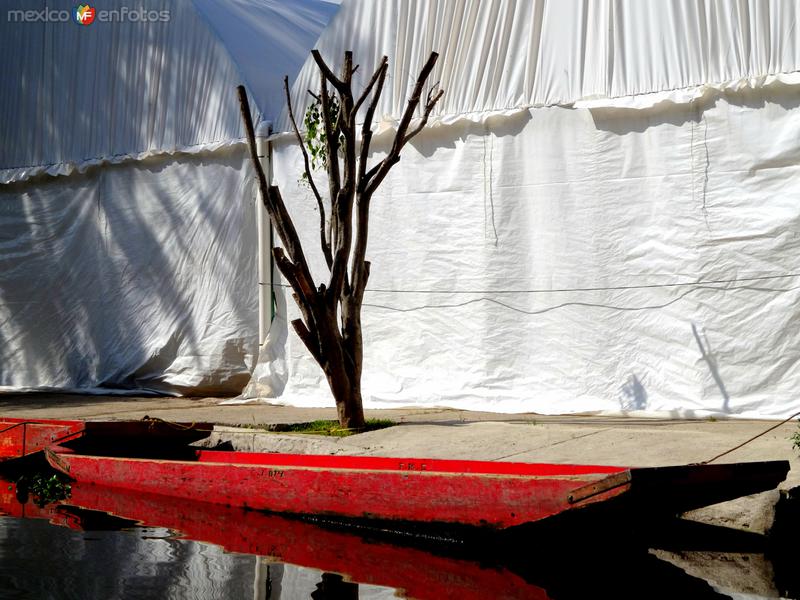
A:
<box><xmin>301</xmin><ymin>95</ymin><xmax>345</xmax><ymax>178</ymax></box>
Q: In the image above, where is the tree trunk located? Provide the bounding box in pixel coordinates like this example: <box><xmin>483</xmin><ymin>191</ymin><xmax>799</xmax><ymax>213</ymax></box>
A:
<box><xmin>323</xmin><ymin>335</ymin><xmax>365</xmax><ymax>430</ymax></box>
<box><xmin>331</xmin><ymin>376</ymin><xmax>365</xmax><ymax>431</ymax></box>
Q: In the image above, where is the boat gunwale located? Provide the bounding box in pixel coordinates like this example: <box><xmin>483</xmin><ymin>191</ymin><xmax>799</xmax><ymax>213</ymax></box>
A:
<box><xmin>47</xmin><ymin>446</ymin><xmax>630</xmax><ymax>480</ymax></box>
<box><xmin>193</xmin><ymin>450</ymin><xmax>630</xmax><ymax>477</ymax></box>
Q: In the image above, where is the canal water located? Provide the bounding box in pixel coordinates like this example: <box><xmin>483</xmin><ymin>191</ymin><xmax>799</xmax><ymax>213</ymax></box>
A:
<box><xmin>0</xmin><ymin>477</ymin><xmax>798</xmax><ymax>599</ymax></box>
<box><xmin>0</xmin><ymin>516</ymin><xmax>402</xmax><ymax>599</ymax></box>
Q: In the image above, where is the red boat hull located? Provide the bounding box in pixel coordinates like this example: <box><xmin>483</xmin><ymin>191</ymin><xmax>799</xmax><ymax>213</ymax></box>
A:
<box><xmin>0</xmin><ymin>418</ymin><xmax>84</xmax><ymax>461</ymax></box>
<box><xmin>47</xmin><ymin>447</ymin><xmax>629</xmax><ymax>529</ymax></box>
<box><xmin>45</xmin><ymin>445</ymin><xmax>790</xmax><ymax>531</ymax></box>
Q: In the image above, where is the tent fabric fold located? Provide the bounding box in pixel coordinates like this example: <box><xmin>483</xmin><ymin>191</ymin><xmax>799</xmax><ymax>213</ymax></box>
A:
<box><xmin>283</xmin><ymin>0</ymin><xmax>800</xmax><ymax>129</ymax></box>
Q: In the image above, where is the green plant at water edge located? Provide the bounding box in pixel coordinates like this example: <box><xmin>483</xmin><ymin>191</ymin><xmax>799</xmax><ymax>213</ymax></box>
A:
<box><xmin>14</xmin><ymin>473</ymin><xmax>71</xmax><ymax>507</ymax></box>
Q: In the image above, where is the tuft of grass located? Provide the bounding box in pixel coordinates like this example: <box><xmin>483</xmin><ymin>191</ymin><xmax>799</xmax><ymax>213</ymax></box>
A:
<box><xmin>792</xmin><ymin>424</ymin><xmax>800</xmax><ymax>452</ymax></box>
<box><xmin>245</xmin><ymin>418</ymin><xmax>396</xmax><ymax>437</ymax></box>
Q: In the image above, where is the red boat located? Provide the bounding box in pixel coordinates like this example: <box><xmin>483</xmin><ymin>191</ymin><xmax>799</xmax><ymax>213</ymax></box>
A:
<box><xmin>0</xmin><ymin>418</ymin><xmax>85</xmax><ymax>461</ymax></box>
<box><xmin>0</xmin><ymin>417</ymin><xmax>212</xmax><ymax>462</ymax></box>
<box><xmin>45</xmin><ymin>442</ymin><xmax>790</xmax><ymax>532</ymax></box>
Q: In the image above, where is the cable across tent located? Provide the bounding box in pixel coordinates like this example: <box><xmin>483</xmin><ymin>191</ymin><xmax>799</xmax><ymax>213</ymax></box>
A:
<box><xmin>273</xmin><ymin>272</ymin><xmax>800</xmax><ymax>296</ymax></box>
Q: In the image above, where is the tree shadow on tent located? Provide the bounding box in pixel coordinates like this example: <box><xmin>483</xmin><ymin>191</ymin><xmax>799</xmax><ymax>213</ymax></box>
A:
<box><xmin>691</xmin><ymin>323</ymin><xmax>731</xmax><ymax>414</ymax></box>
<box><xmin>619</xmin><ymin>374</ymin><xmax>648</xmax><ymax>411</ymax></box>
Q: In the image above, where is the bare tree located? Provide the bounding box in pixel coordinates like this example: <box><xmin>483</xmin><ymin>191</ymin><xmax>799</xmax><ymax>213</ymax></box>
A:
<box><xmin>238</xmin><ymin>51</ymin><xmax>443</xmax><ymax>430</ymax></box>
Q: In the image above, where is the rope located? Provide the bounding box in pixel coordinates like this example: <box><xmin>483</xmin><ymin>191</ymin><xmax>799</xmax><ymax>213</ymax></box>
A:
<box><xmin>702</xmin><ymin>409</ymin><xmax>800</xmax><ymax>464</ymax></box>
<box><xmin>140</xmin><ymin>415</ymin><xmax>214</xmax><ymax>433</ymax></box>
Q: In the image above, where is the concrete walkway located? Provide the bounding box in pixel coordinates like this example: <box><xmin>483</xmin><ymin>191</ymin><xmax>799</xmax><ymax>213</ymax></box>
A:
<box><xmin>2</xmin><ymin>393</ymin><xmax>798</xmax><ymax>535</ymax></box>
<box><xmin>1</xmin><ymin>393</ymin><xmax>796</xmax><ymax>468</ymax></box>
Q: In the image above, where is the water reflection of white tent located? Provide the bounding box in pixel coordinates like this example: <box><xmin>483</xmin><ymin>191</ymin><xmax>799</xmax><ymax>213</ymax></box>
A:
<box><xmin>247</xmin><ymin>0</ymin><xmax>800</xmax><ymax>419</ymax></box>
<box><xmin>0</xmin><ymin>0</ymin><xmax>337</xmax><ymax>394</ymax></box>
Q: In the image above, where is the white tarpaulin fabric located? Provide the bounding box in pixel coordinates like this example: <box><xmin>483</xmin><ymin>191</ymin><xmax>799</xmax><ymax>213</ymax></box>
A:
<box><xmin>0</xmin><ymin>0</ymin><xmax>337</xmax><ymax>394</ymax></box>
<box><xmin>282</xmin><ymin>0</ymin><xmax>800</xmax><ymax>128</ymax></box>
<box><xmin>0</xmin><ymin>150</ymin><xmax>258</xmax><ymax>394</ymax></box>
<box><xmin>0</xmin><ymin>0</ymin><xmax>338</xmax><ymax>184</ymax></box>
<box><xmin>245</xmin><ymin>0</ymin><xmax>800</xmax><ymax>418</ymax></box>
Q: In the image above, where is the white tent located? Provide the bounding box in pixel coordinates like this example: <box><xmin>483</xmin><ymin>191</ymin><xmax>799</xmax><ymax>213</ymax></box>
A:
<box><xmin>247</xmin><ymin>0</ymin><xmax>800</xmax><ymax>418</ymax></box>
<box><xmin>0</xmin><ymin>0</ymin><xmax>338</xmax><ymax>394</ymax></box>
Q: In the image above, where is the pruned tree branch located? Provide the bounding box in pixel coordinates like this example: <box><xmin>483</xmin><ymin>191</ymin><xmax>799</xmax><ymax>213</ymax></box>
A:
<box><xmin>356</xmin><ymin>58</ymin><xmax>388</xmax><ymax>189</ymax></box>
<box><xmin>315</xmin><ymin>51</ymin><xmax>357</xmax><ymax>306</ymax></box>
<box><xmin>341</xmin><ymin>51</ymin><xmax>354</xmax><ymax>86</ymax></box>
<box><xmin>311</xmin><ymin>49</ymin><xmax>348</xmax><ymax>94</ymax></box>
<box><xmin>352</xmin><ymin>56</ymin><xmax>388</xmax><ymax>118</ymax></box>
<box><xmin>391</xmin><ymin>52</ymin><xmax>441</xmax><ymax>152</ymax></box>
<box><xmin>319</xmin><ymin>77</ymin><xmax>341</xmax><ymax>222</ymax></box>
<box><xmin>267</xmin><ymin>224</ymin><xmax>314</xmax><ymax>305</ymax></box>
<box><xmin>281</xmin><ymin>78</ymin><xmax>332</xmax><ymax>268</ymax></box>
<box><xmin>351</xmin><ymin>52</ymin><xmax>442</xmax><ymax>302</ymax></box>
<box><xmin>237</xmin><ymin>85</ymin><xmax>323</xmax><ymax>369</ymax></box>
<box><xmin>403</xmin><ymin>85</ymin><xmax>444</xmax><ymax>145</ymax></box>
<box><xmin>291</xmin><ymin>318</ymin><xmax>323</xmax><ymax>364</ymax></box>
<box><xmin>364</xmin><ymin>51</ymin><xmax>443</xmax><ymax>198</ymax></box>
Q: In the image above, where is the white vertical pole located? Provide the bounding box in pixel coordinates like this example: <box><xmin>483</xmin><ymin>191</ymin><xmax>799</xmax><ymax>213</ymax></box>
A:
<box><xmin>255</xmin><ymin>121</ymin><xmax>273</xmax><ymax>345</ymax></box>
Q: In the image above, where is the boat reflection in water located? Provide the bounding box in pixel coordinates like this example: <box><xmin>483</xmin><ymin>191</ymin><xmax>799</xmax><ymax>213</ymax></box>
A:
<box><xmin>0</xmin><ymin>475</ymin><xmax>764</xmax><ymax>599</ymax></box>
